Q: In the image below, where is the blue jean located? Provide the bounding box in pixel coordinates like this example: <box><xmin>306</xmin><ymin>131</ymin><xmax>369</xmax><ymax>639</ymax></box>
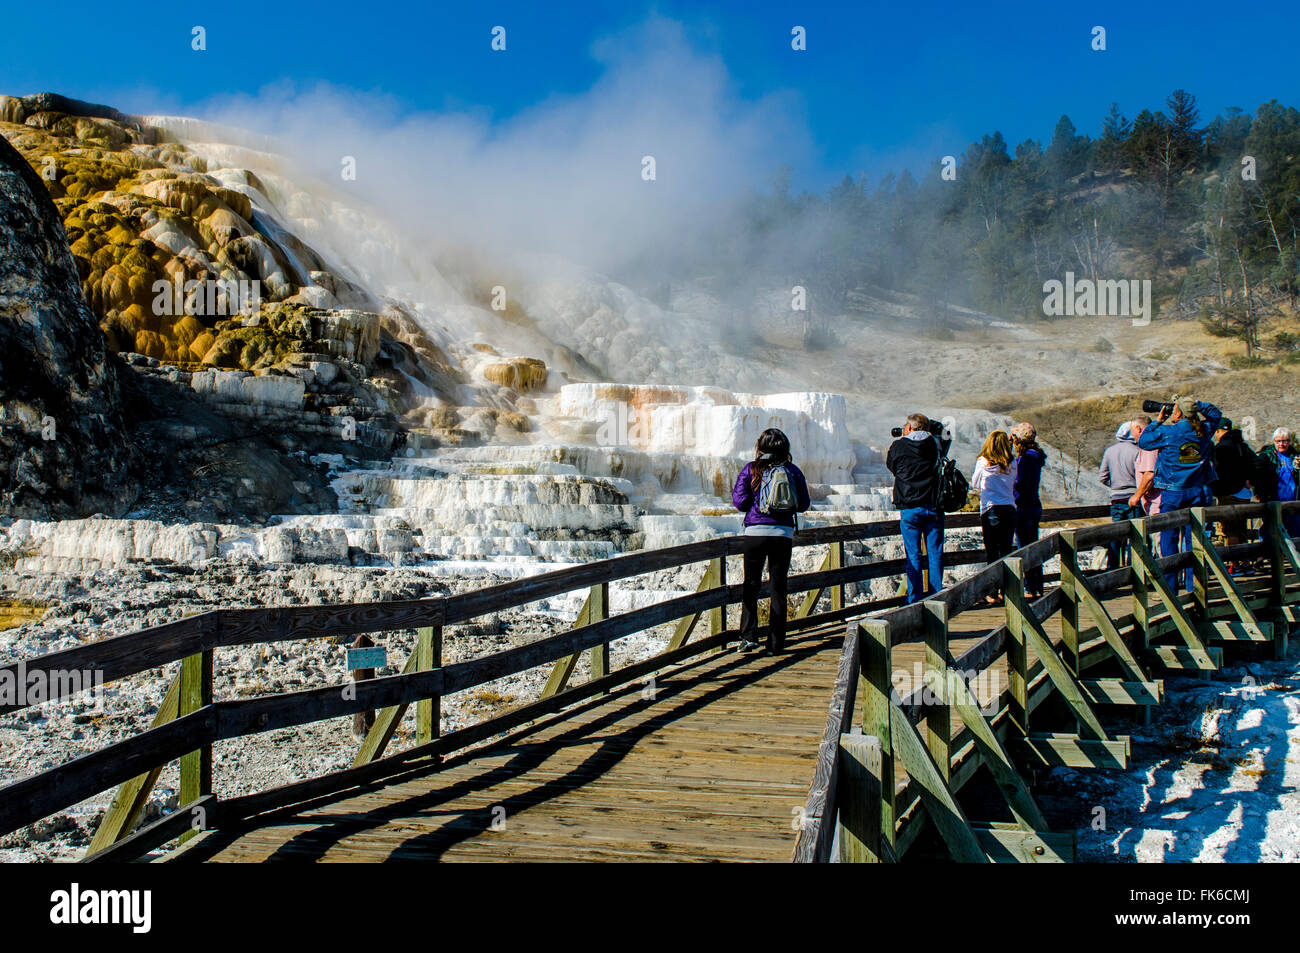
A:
<box><xmin>1015</xmin><ymin>503</ymin><xmax>1043</xmax><ymax>593</ymax></box>
<box><xmin>1106</xmin><ymin>501</ymin><xmax>1140</xmax><ymax>570</ymax></box>
<box><xmin>1158</xmin><ymin>486</ymin><xmax>1212</xmax><ymax>592</ymax></box>
<box><xmin>900</xmin><ymin>506</ymin><xmax>944</xmax><ymax>603</ymax></box>
<box><xmin>1280</xmin><ymin>496</ymin><xmax>1300</xmax><ymax>538</ymax></box>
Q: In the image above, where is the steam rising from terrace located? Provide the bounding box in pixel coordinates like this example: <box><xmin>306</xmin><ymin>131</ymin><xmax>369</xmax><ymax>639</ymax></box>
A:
<box><xmin>189</xmin><ymin>18</ymin><xmax>811</xmax><ymax>291</ymax></box>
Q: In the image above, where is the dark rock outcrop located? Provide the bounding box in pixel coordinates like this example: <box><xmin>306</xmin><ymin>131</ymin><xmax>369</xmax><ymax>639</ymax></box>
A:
<box><xmin>0</xmin><ymin>132</ymin><xmax>137</xmax><ymax>518</ymax></box>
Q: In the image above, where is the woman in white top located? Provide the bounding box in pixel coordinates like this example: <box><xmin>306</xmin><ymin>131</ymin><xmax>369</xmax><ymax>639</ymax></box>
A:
<box><xmin>971</xmin><ymin>430</ymin><xmax>1019</xmax><ymax>604</ymax></box>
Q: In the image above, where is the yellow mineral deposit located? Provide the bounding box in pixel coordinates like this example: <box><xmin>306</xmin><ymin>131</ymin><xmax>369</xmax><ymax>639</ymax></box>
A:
<box><xmin>483</xmin><ymin>357</ymin><xmax>548</xmax><ymax>392</ymax></box>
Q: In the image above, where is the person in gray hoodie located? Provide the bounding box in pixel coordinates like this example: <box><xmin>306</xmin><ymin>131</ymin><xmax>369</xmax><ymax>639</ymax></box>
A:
<box><xmin>1098</xmin><ymin>416</ymin><xmax>1147</xmax><ymax>569</ymax></box>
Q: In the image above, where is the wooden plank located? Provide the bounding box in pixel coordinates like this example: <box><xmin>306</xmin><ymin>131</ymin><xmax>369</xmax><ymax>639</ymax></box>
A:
<box><xmin>441</xmin><ymin>537</ymin><xmax>732</xmax><ymax>624</ymax></box>
<box><xmin>922</xmin><ymin>601</ymin><xmax>950</xmax><ymax>783</ymax></box>
<box><xmin>1058</xmin><ymin>530</ymin><xmax>1082</xmax><ymax>672</ymax></box>
<box><xmin>217</xmin><ymin>630</ymin><xmax>734</xmax><ymax>827</ymax></box>
<box><xmin>1071</xmin><ymin>565</ymin><xmax>1149</xmax><ymax>684</ymax></box>
<box><xmin>860</xmin><ymin>620</ymin><xmax>896</xmax><ymax>854</ymax></box>
<box><xmin>541</xmin><ymin>588</ymin><xmax>596</xmax><ymax>698</ymax></box>
<box><xmin>1003</xmin><ymin>559</ymin><xmax>1029</xmax><ymax>739</ymax></box>
<box><xmin>1004</xmin><ymin>559</ymin><xmax>1109</xmax><ymax>742</ymax></box>
<box><xmin>442</xmin><ymin>585</ymin><xmax>730</xmax><ymax>697</ymax></box>
<box><xmin>0</xmin><ymin>614</ymin><xmax>209</xmax><ymax>715</ymax></box>
<box><xmin>1191</xmin><ymin>508</ymin><xmax>1268</xmax><ymax>639</ymax></box>
<box><xmin>83</xmin><ymin>795</ymin><xmax>218</xmax><ymax>864</ymax></box>
<box><xmin>830</xmin><ymin>541</ymin><xmax>845</xmax><ymax>612</ymax></box>
<box><xmin>795</xmin><ymin>547</ymin><xmax>833</xmax><ymax>619</ymax></box>
<box><xmin>793</xmin><ymin>625</ymin><xmax>861</xmax><ymax>863</ymax></box>
<box><xmin>707</xmin><ymin>558</ymin><xmax>726</xmax><ymax>654</ymax></box>
<box><xmin>1144</xmin><ymin>645</ymin><xmax>1223</xmax><ymax>672</ymax></box>
<box><xmin>589</xmin><ymin>583</ymin><xmax>611</xmax><ymax>681</ymax></box>
<box><xmin>973</xmin><ymin>824</ymin><xmax>1073</xmax><ymax>863</ymax></box>
<box><xmin>1130</xmin><ymin>519</ymin><xmax>1151</xmax><ymax>644</ymax></box>
<box><xmin>889</xmin><ymin>701</ymin><xmax>987</xmax><ymax>863</ymax></box>
<box><xmin>1022</xmin><ymin>734</ymin><xmax>1129</xmax><ymax>769</ymax></box>
<box><xmin>83</xmin><ymin>674</ymin><xmax>181</xmax><ymax>857</ymax></box>
<box><xmin>0</xmin><ymin>708</ymin><xmax>217</xmax><ymax>838</ymax></box>
<box><xmin>1202</xmin><ymin>620</ymin><xmax>1273</xmax><ymax>643</ymax></box>
<box><xmin>177</xmin><ymin>649</ymin><xmax>213</xmax><ymax>845</ymax></box>
<box><xmin>666</xmin><ymin>563</ymin><xmax>713</xmax><ymax>651</ymax></box>
<box><xmin>1129</xmin><ymin>532</ymin><xmax>1212</xmax><ymax>658</ymax></box>
<box><xmin>1268</xmin><ymin>504</ymin><xmax>1299</xmax><ymax>660</ymax></box>
<box><xmin>941</xmin><ymin>648</ymin><xmax>1048</xmax><ymax>831</ymax></box>
<box><xmin>1080</xmin><ymin>678</ymin><xmax>1163</xmax><ymax>706</ymax></box>
<box><xmin>836</xmin><ymin>733</ymin><xmax>883</xmax><ymax>863</ymax></box>
<box><xmin>415</xmin><ymin>625</ymin><xmax>441</xmax><ymax>746</ymax></box>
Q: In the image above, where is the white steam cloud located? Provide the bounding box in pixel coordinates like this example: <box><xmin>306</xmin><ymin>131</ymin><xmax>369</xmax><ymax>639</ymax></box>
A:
<box><xmin>196</xmin><ymin>17</ymin><xmax>812</xmax><ymax>280</ymax></box>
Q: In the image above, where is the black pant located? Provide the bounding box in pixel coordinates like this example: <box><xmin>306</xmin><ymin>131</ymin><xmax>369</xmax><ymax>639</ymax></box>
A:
<box><xmin>739</xmin><ymin>535</ymin><xmax>794</xmax><ymax>651</ymax></box>
<box><xmin>981</xmin><ymin>505</ymin><xmax>1017</xmax><ymax>575</ymax></box>
<box><xmin>1105</xmin><ymin>501</ymin><xmax>1140</xmax><ymax>570</ymax></box>
<box><xmin>1014</xmin><ymin>503</ymin><xmax>1043</xmax><ymax>594</ymax></box>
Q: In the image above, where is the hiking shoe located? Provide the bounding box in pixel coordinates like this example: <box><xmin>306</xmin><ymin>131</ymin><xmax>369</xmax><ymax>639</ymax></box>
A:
<box><xmin>738</xmin><ymin>638</ymin><xmax>760</xmax><ymax>653</ymax></box>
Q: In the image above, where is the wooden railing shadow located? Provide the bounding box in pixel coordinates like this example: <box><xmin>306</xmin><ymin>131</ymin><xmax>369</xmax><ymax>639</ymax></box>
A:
<box><xmin>222</xmin><ymin>635</ymin><xmax>829</xmax><ymax>862</ymax></box>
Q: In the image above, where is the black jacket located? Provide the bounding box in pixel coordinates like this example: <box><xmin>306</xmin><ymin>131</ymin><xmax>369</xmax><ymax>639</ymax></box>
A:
<box><xmin>887</xmin><ymin>431</ymin><xmax>947</xmax><ymax>509</ymax></box>
<box><xmin>1211</xmin><ymin>430</ymin><xmax>1257</xmax><ymax>498</ymax></box>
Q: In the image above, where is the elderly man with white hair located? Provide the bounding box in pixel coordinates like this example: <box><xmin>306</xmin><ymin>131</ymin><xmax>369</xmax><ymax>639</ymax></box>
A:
<box><xmin>1099</xmin><ymin>415</ymin><xmax>1147</xmax><ymax>569</ymax></box>
<box><xmin>1257</xmin><ymin>426</ymin><xmax>1300</xmax><ymax>536</ymax></box>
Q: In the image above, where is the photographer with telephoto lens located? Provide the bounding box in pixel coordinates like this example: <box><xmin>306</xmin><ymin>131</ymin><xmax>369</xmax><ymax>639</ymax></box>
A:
<box><xmin>887</xmin><ymin>414</ymin><xmax>949</xmax><ymax>603</ymax></box>
<box><xmin>1135</xmin><ymin>395</ymin><xmax>1221</xmax><ymax>591</ymax></box>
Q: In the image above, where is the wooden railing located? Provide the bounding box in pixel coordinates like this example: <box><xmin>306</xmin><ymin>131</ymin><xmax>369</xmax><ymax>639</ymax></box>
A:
<box><xmin>793</xmin><ymin>501</ymin><xmax>1300</xmax><ymax>863</ymax></box>
<box><xmin>0</xmin><ymin>504</ymin><xmax>1108</xmax><ymax>861</ymax></box>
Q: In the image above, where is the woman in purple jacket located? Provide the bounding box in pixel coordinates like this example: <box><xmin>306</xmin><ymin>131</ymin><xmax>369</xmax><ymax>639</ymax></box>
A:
<box><xmin>732</xmin><ymin>429</ymin><xmax>812</xmax><ymax>654</ymax></box>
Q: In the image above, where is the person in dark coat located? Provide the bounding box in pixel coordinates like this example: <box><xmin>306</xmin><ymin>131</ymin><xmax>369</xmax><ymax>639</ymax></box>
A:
<box><xmin>1011</xmin><ymin>422</ymin><xmax>1046</xmax><ymax>598</ymax></box>
<box><xmin>1210</xmin><ymin>417</ymin><xmax>1257</xmax><ymax>565</ymax></box>
<box><xmin>886</xmin><ymin>414</ymin><xmax>951</xmax><ymax>603</ymax></box>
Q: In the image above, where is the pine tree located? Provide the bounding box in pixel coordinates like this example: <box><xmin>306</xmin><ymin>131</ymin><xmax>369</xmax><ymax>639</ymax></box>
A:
<box><xmin>1094</xmin><ymin>103</ymin><xmax>1130</xmax><ymax>171</ymax></box>
<box><xmin>1165</xmin><ymin>89</ymin><xmax>1203</xmax><ymax>172</ymax></box>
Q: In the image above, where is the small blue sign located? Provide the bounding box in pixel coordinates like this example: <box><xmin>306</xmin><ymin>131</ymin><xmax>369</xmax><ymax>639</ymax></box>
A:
<box><xmin>346</xmin><ymin>646</ymin><xmax>387</xmax><ymax>671</ymax></box>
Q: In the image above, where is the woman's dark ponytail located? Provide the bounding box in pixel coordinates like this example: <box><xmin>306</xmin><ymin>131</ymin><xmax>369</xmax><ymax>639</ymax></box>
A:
<box><xmin>750</xmin><ymin>428</ymin><xmax>792</xmax><ymax>491</ymax></box>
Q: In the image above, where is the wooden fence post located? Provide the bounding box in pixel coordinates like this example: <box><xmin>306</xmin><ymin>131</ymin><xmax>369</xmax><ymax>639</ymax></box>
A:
<box><xmin>350</xmin><ymin>633</ymin><xmax>376</xmax><ymax>738</ymax></box>
<box><xmin>416</xmin><ymin>624</ymin><xmax>442</xmax><ymax>747</ymax></box>
<box><xmin>708</xmin><ymin>557</ymin><xmax>726</xmax><ymax>653</ymax></box>
<box><xmin>1003</xmin><ymin>560</ymin><xmax>1029</xmax><ymax>741</ymax></box>
<box><xmin>177</xmin><ymin>648</ymin><xmax>212</xmax><ymax>844</ymax></box>
<box><xmin>837</xmin><ymin>733</ymin><xmax>883</xmax><ymax>863</ymax></box>
<box><xmin>1190</xmin><ymin>507</ymin><xmax>1211</xmax><ymax>621</ymax></box>
<box><xmin>1058</xmin><ymin>530</ymin><xmax>1081</xmax><ymax>673</ymax></box>
<box><xmin>860</xmin><ymin>619</ymin><xmax>895</xmax><ymax>854</ymax></box>
<box><xmin>1267</xmin><ymin>503</ymin><xmax>1294</xmax><ymax>660</ymax></box>
<box><xmin>922</xmin><ymin>601</ymin><xmax>950</xmax><ymax>783</ymax></box>
<box><xmin>830</xmin><ymin>541</ymin><xmax>845</xmax><ymax>612</ymax></box>
<box><xmin>589</xmin><ymin>582</ymin><xmax>611</xmax><ymax>679</ymax></box>
<box><xmin>1130</xmin><ymin>518</ymin><xmax>1151</xmax><ymax>648</ymax></box>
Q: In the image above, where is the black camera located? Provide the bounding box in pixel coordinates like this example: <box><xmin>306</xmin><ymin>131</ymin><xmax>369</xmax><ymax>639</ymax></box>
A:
<box><xmin>891</xmin><ymin>419</ymin><xmax>945</xmax><ymax>438</ymax></box>
<box><xmin>1142</xmin><ymin>399</ymin><xmax>1174</xmax><ymax>416</ymax></box>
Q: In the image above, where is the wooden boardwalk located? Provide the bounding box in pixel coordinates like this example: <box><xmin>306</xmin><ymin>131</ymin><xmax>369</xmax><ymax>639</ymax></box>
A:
<box><xmin>6</xmin><ymin>502</ymin><xmax>1292</xmax><ymax>863</ymax></box>
<box><xmin>161</xmin><ymin>578</ymin><xmax>1274</xmax><ymax>863</ymax></box>
<box><xmin>168</xmin><ymin>625</ymin><xmax>849</xmax><ymax>862</ymax></box>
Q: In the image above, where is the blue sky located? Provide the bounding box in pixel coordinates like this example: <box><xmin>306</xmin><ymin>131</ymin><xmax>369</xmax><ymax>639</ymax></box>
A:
<box><xmin>3</xmin><ymin>1</ymin><xmax>1296</xmax><ymax>190</ymax></box>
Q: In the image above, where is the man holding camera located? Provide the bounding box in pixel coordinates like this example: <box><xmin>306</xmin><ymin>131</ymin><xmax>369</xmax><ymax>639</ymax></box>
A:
<box><xmin>886</xmin><ymin>413</ymin><xmax>949</xmax><ymax>603</ymax></box>
<box><xmin>1135</xmin><ymin>395</ymin><xmax>1222</xmax><ymax>591</ymax></box>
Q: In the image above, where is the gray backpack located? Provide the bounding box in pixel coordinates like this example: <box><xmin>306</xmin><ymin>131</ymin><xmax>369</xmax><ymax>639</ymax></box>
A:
<box><xmin>758</xmin><ymin>464</ymin><xmax>798</xmax><ymax>516</ymax></box>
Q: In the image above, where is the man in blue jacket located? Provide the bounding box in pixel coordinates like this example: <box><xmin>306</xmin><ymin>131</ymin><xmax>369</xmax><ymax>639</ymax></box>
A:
<box><xmin>1136</xmin><ymin>396</ymin><xmax>1221</xmax><ymax>591</ymax></box>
